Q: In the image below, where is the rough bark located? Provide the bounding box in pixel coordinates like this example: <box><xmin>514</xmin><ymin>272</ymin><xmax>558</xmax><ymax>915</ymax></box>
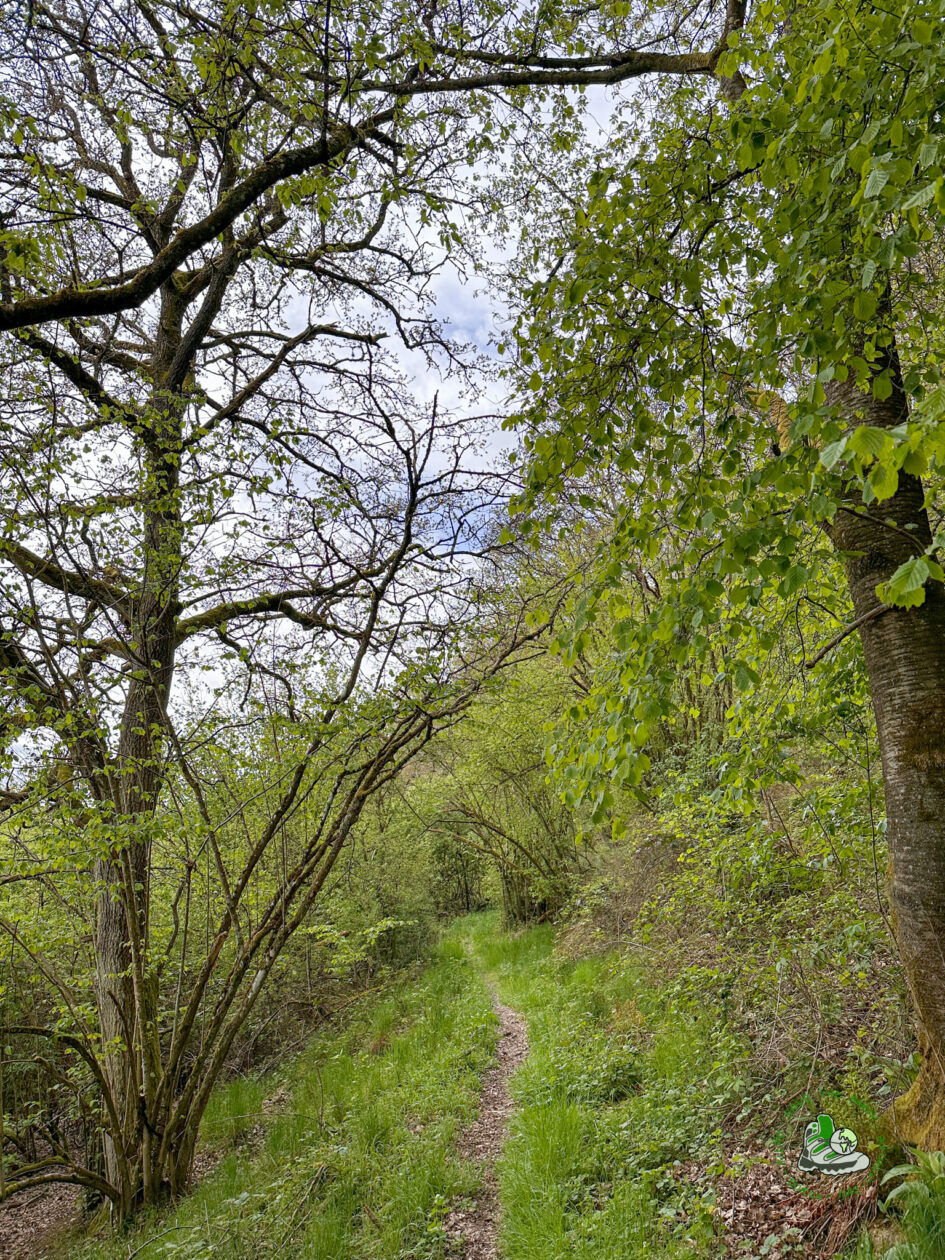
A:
<box><xmin>89</xmin><ymin>253</ymin><xmax>186</xmax><ymax>1209</ymax></box>
<box><xmin>825</xmin><ymin>339</ymin><xmax>945</xmax><ymax>1149</ymax></box>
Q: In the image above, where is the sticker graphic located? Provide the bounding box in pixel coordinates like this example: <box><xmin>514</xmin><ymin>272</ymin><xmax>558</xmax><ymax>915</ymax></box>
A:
<box><xmin>797</xmin><ymin>1114</ymin><xmax>870</xmax><ymax>1176</ymax></box>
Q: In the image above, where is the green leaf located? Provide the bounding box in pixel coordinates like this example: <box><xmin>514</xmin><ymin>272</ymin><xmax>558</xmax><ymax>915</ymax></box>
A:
<box><xmin>853</xmin><ymin>291</ymin><xmax>877</xmax><ymax>321</ymax></box>
<box><xmin>914</xmin><ymin>18</ymin><xmax>933</xmax><ymax>43</ymax></box>
<box><xmin>902</xmin><ymin>449</ymin><xmax>928</xmax><ymax>477</ymax></box>
<box><xmin>902</xmin><ymin>183</ymin><xmax>937</xmax><ymax>211</ymax></box>
<box><xmin>868</xmin><ymin>462</ymin><xmax>898</xmax><ymax>501</ymax></box>
<box><xmin>864</xmin><ymin>169</ymin><xmax>889</xmax><ymax>198</ymax></box>
<box><xmin>879</xmin><ymin>557</ymin><xmax>932</xmax><ymax>608</ymax></box>
<box><xmin>820</xmin><ymin>437</ymin><xmax>847</xmax><ymax>470</ymax></box>
<box><xmin>780</xmin><ymin>564</ymin><xmax>810</xmax><ymax>596</ymax></box>
<box><xmin>847</xmin><ymin>425</ymin><xmax>890</xmax><ymax>459</ymax></box>
<box><xmin>919</xmin><ymin>140</ymin><xmax>939</xmax><ymax>170</ymax></box>
<box><xmin>873</xmin><ymin>374</ymin><xmax>893</xmax><ymax>401</ymax></box>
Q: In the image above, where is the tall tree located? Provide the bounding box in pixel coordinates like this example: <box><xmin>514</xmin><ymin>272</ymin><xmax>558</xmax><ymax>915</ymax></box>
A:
<box><xmin>504</xmin><ymin>0</ymin><xmax>945</xmax><ymax>1146</ymax></box>
<box><xmin>0</xmin><ymin>0</ymin><xmax>555</xmax><ymax>1214</ymax></box>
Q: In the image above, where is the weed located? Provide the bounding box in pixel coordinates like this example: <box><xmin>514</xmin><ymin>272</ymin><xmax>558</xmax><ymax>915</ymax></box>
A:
<box><xmin>857</xmin><ymin>1150</ymin><xmax>945</xmax><ymax>1260</ymax></box>
<box><xmin>59</xmin><ymin>941</ymin><xmax>496</xmax><ymax>1260</ymax></box>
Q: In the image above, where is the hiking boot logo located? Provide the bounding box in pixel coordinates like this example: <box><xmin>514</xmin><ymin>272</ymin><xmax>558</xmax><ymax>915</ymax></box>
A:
<box><xmin>797</xmin><ymin>1114</ymin><xmax>869</xmax><ymax>1176</ymax></box>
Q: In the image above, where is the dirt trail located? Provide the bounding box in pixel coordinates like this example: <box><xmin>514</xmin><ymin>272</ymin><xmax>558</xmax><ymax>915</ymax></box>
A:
<box><xmin>444</xmin><ymin>992</ymin><xmax>528</xmax><ymax>1260</ymax></box>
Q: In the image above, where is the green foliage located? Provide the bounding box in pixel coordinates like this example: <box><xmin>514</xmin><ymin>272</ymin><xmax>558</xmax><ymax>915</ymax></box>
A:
<box><xmin>501</xmin><ymin>0</ymin><xmax>945</xmax><ymax>821</ymax></box>
<box><xmin>412</xmin><ymin>655</ymin><xmax>589</xmax><ymax>925</ymax></box>
<box><xmin>460</xmin><ymin>914</ymin><xmax>737</xmax><ymax>1259</ymax></box>
<box><xmin>63</xmin><ymin>943</ymin><xmax>496</xmax><ymax>1260</ymax></box>
<box><xmin>632</xmin><ymin>729</ymin><xmax>914</xmax><ymax>1119</ymax></box>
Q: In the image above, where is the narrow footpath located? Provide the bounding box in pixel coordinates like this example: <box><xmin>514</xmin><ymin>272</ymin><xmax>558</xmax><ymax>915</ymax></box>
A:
<box><xmin>444</xmin><ymin>991</ymin><xmax>528</xmax><ymax>1259</ymax></box>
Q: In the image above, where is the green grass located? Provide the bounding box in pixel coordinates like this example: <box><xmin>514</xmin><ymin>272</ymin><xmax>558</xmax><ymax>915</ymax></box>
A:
<box><xmin>200</xmin><ymin>1074</ymin><xmax>270</xmax><ymax>1146</ymax></box>
<box><xmin>457</xmin><ymin>911</ymin><xmax>744</xmax><ymax>1260</ymax></box>
<box><xmin>855</xmin><ymin>1150</ymin><xmax>945</xmax><ymax>1260</ymax></box>
<box><xmin>56</xmin><ymin>911</ymin><xmax>889</xmax><ymax>1260</ymax></box>
<box><xmin>62</xmin><ymin>939</ymin><xmax>497</xmax><ymax>1260</ymax></box>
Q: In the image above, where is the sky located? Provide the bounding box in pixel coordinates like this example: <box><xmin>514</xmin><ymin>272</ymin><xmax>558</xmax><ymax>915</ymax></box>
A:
<box><xmin>0</xmin><ymin>80</ymin><xmax>634</xmax><ymax>785</ymax></box>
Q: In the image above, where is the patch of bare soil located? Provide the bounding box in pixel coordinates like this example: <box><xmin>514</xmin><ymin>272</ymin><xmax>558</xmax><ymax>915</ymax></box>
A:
<box><xmin>444</xmin><ymin>994</ymin><xmax>528</xmax><ymax>1260</ymax></box>
<box><xmin>673</xmin><ymin>1145</ymin><xmax>878</xmax><ymax>1259</ymax></box>
<box><xmin>0</xmin><ymin>1183</ymin><xmax>81</xmax><ymax>1260</ymax></box>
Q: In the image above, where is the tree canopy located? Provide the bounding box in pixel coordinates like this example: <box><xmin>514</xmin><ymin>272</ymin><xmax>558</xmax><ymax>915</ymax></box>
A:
<box><xmin>6</xmin><ymin>0</ymin><xmax>945</xmax><ymax>1231</ymax></box>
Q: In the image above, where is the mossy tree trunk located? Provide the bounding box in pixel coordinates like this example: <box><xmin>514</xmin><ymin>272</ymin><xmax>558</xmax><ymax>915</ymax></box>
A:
<box><xmin>827</xmin><ymin>338</ymin><xmax>945</xmax><ymax>1149</ymax></box>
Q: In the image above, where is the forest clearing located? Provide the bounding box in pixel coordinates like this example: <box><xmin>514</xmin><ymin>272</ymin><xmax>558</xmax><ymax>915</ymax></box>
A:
<box><xmin>3</xmin><ymin>0</ymin><xmax>945</xmax><ymax>1256</ymax></box>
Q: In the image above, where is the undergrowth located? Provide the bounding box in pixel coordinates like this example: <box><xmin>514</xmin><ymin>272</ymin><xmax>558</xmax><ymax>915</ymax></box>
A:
<box><xmin>484</xmin><ymin>727</ymin><xmax>919</xmax><ymax>1258</ymax></box>
<box><xmin>61</xmin><ymin>940</ymin><xmax>496</xmax><ymax>1260</ymax></box>
<box><xmin>857</xmin><ymin>1152</ymin><xmax>945</xmax><ymax>1260</ymax></box>
<box><xmin>460</xmin><ymin>912</ymin><xmax>737</xmax><ymax>1259</ymax></box>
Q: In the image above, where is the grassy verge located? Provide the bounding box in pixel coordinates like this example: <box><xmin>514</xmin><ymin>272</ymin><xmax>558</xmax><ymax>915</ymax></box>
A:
<box><xmin>458</xmin><ymin>911</ymin><xmax>748</xmax><ymax>1260</ymax></box>
<box><xmin>62</xmin><ymin>938</ymin><xmax>497</xmax><ymax>1260</ymax></box>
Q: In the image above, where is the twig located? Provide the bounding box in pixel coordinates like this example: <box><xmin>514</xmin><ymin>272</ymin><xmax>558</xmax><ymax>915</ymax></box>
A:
<box><xmin>804</xmin><ymin>605</ymin><xmax>892</xmax><ymax>669</ymax></box>
<box><xmin>127</xmin><ymin>1225</ymin><xmax>188</xmax><ymax>1259</ymax></box>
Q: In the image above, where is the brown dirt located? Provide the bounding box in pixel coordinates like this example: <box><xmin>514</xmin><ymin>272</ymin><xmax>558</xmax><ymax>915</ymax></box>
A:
<box><xmin>444</xmin><ymin>993</ymin><xmax>528</xmax><ymax>1260</ymax></box>
<box><xmin>676</xmin><ymin>1144</ymin><xmax>878</xmax><ymax>1259</ymax></box>
<box><xmin>0</xmin><ymin>1183</ymin><xmax>81</xmax><ymax>1260</ymax></box>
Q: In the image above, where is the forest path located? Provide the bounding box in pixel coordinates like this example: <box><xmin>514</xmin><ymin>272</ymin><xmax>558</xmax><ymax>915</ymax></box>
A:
<box><xmin>443</xmin><ymin>985</ymin><xmax>528</xmax><ymax>1259</ymax></box>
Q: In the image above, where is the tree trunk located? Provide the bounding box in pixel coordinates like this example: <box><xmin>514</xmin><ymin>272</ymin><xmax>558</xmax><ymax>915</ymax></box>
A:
<box><xmin>826</xmin><ymin>339</ymin><xmax>945</xmax><ymax>1149</ymax></box>
<box><xmin>93</xmin><ymin>859</ymin><xmax>138</xmax><ymax>1210</ymax></box>
<box><xmin>94</xmin><ymin>399</ymin><xmax>182</xmax><ymax>1212</ymax></box>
